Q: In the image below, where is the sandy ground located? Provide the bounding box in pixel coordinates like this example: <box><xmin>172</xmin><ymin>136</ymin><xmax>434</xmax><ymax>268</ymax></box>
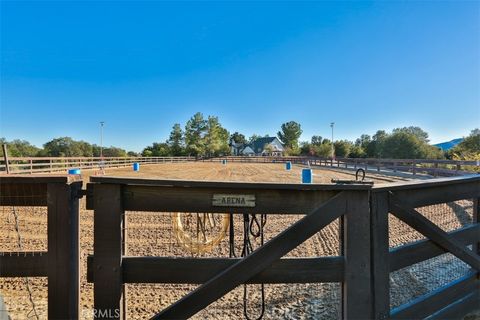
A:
<box><xmin>0</xmin><ymin>162</ymin><xmax>475</xmax><ymax>319</ymax></box>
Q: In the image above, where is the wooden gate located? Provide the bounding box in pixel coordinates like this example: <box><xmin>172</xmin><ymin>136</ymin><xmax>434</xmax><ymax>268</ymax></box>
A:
<box><xmin>0</xmin><ymin>175</ymin><xmax>82</xmax><ymax>319</ymax></box>
<box><xmin>86</xmin><ymin>177</ymin><xmax>373</xmax><ymax>319</ymax></box>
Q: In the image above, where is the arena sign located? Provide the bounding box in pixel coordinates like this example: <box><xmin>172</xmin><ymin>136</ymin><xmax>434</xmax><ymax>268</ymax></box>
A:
<box><xmin>212</xmin><ymin>194</ymin><xmax>256</xmax><ymax>207</ymax></box>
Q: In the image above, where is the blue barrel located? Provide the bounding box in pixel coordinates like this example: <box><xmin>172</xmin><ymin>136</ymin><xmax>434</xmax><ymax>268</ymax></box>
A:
<box><xmin>302</xmin><ymin>168</ymin><xmax>313</xmax><ymax>184</ymax></box>
<box><xmin>222</xmin><ymin>159</ymin><xmax>227</xmax><ymax>165</ymax></box>
<box><xmin>133</xmin><ymin>163</ymin><xmax>140</xmax><ymax>171</ymax></box>
<box><xmin>68</xmin><ymin>168</ymin><xmax>81</xmax><ymax>175</ymax></box>
<box><xmin>285</xmin><ymin>162</ymin><xmax>292</xmax><ymax>170</ymax></box>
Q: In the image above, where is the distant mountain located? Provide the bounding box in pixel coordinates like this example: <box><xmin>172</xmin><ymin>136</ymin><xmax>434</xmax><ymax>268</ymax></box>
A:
<box><xmin>433</xmin><ymin>138</ymin><xmax>464</xmax><ymax>151</ymax></box>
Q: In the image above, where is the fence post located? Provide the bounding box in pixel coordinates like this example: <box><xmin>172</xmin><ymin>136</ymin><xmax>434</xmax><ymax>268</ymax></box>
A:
<box><xmin>93</xmin><ymin>184</ymin><xmax>124</xmax><ymax>319</ymax></box>
<box><xmin>342</xmin><ymin>190</ymin><xmax>373</xmax><ymax>319</ymax></box>
<box><xmin>371</xmin><ymin>191</ymin><xmax>390</xmax><ymax>319</ymax></box>
<box><xmin>47</xmin><ymin>180</ymin><xmax>81</xmax><ymax>319</ymax></box>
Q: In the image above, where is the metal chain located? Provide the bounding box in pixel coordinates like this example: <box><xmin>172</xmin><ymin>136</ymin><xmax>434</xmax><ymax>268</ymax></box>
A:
<box><xmin>10</xmin><ymin>206</ymin><xmax>40</xmax><ymax>320</ymax></box>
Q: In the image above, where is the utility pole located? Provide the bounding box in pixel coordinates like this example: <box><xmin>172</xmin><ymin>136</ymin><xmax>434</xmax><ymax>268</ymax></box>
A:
<box><xmin>100</xmin><ymin>121</ymin><xmax>105</xmax><ymax>159</ymax></box>
<box><xmin>330</xmin><ymin>122</ymin><xmax>335</xmax><ymax>159</ymax></box>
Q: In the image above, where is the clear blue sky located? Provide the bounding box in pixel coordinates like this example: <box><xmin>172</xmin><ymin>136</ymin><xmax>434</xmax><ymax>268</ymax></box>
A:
<box><xmin>1</xmin><ymin>1</ymin><xmax>479</xmax><ymax>152</ymax></box>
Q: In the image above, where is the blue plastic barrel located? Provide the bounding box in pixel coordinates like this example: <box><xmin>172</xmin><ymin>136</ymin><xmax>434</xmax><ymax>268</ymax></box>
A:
<box><xmin>302</xmin><ymin>168</ymin><xmax>313</xmax><ymax>184</ymax></box>
<box><xmin>68</xmin><ymin>168</ymin><xmax>81</xmax><ymax>175</ymax></box>
<box><xmin>133</xmin><ymin>163</ymin><xmax>140</xmax><ymax>171</ymax></box>
<box><xmin>285</xmin><ymin>162</ymin><xmax>292</xmax><ymax>170</ymax></box>
<box><xmin>222</xmin><ymin>159</ymin><xmax>227</xmax><ymax>165</ymax></box>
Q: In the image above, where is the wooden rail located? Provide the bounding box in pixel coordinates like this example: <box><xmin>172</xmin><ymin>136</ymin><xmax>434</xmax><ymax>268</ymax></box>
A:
<box><xmin>0</xmin><ymin>156</ymin><xmax>195</xmax><ymax>174</ymax></box>
<box><xmin>207</xmin><ymin>156</ymin><xmax>480</xmax><ymax>177</ymax></box>
<box><xmin>371</xmin><ymin>175</ymin><xmax>480</xmax><ymax>319</ymax></box>
<box><xmin>0</xmin><ymin>175</ymin><xmax>82</xmax><ymax>319</ymax></box>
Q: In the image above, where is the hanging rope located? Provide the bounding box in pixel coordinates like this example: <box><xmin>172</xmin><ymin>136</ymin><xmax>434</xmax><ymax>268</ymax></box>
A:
<box><xmin>229</xmin><ymin>213</ymin><xmax>267</xmax><ymax>320</ymax></box>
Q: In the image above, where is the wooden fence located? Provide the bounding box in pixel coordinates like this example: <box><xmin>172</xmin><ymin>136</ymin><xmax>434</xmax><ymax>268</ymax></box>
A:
<box><xmin>207</xmin><ymin>156</ymin><xmax>480</xmax><ymax>177</ymax></box>
<box><xmin>0</xmin><ymin>175</ymin><xmax>83</xmax><ymax>319</ymax></box>
<box><xmin>0</xmin><ymin>156</ymin><xmax>195</xmax><ymax>174</ymax></box>
<box><xmin>1</xmin><ymin>155</ymin><xmax>477</xmax><ymax>176</ymax></box>
<box><xmin>84</xmin><ymin>175</ymin><xmax>479</xmax><ymax>319</ymax></box>
<box><xmin>0</xmin><ymin>174</ymin><xmax>478</xmax><ymax>319</ymax></box>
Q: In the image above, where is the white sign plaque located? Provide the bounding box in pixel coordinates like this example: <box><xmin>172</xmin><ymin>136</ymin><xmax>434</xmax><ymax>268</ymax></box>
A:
<box><xmin>212</xmin><ymin>194</ymin><xmax>256</xmax><ymax>207</ymax></box>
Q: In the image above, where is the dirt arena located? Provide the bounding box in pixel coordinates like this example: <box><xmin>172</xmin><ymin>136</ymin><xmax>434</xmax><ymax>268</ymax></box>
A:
<box><xmin>0</xmin><ymin>162</ymin><xmax>474</xmax><ymax>319</ymax></box>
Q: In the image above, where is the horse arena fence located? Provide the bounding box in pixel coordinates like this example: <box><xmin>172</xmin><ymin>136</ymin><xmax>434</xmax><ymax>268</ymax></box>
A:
<box><xmin>0</xmin><ymin>172</ymin><xmax>479</xmax><ymax>319</ymax></box>
<box><xmin>1</xmin><ymin>155</ymin><xmax>478</xmax><ymax>177</ymax></box>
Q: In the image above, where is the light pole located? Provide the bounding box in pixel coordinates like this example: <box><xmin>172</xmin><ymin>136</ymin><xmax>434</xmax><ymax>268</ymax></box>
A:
<box><xmin>100</xmin><ymin>121</ymin><xmax>105</xmax><ymax>159</ymax></box>
<box><xmin>330</xmin><ymin>122</ymin><xmax>335</xmax><ymax>159</ymax></box>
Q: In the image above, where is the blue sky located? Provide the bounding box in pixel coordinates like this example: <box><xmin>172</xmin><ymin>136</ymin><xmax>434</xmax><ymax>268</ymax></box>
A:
<box><xmin>1</xmin><ymin>1</ymin><xmax>479</xmax><ymax>152</ymax></box>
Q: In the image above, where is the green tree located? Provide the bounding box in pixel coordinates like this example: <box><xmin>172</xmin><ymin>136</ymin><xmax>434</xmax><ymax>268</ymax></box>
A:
<box><xmin>102</xmin><ymin>146</ymin><xmax>127</xmax><ymax>157</ymax></box>
<box><xmin>311</xmin><ymin>135</ymin><xmax>323</xmax><ymax>146</ymax></box>
<box><xmin>43</xmin><ymin>137</ymin><xmax>83</xmax><ymax>157</ymax></box>
<box><xmin>393</xmin><ymin>126</ymin><xmax>430</xmax><ymax>143</ymax></box>
<box><xmin>366</xmin><ymin>130</ymin><xmax>387</xmax><ymax>157</ymax></box>
<box><xmin>0</xmin><ymin>139</ymin><xmax>41</xmax><ymax>157</ymax></box>
<box><xmin>142</xmin><ymin>142</ymin><xmax>171</xmax><ymax>156</ymax></box>
<box><xmin>248</xmin><ymin>134</ymin><xmax>261</xmax><ymax>144</ymax></box>
<box><xmin>230</xmin><ymin>132</ymin><xmax>247</xmax><ymax>145</ymax></box>
<box><xmin>167</xmin><ymin>123</ymin><xmax>185</xmax><ymax>156</ymax></box>
<box><xmin>184</xmin><ymin>112</ymin><xmax>207</xmax><ymax>156</ymax></box>
<box><xmin>204</xmin><ymin>116</ymin><xmax>230</xmax><ymax>156</ymax></box>
<box><xmin>277</xmin><ymin>121</ymin><xmax>302</xmax><ymax>149</ymax></box>
<box><xmin>449</xmin><ymin>129</ymin><xmax>480</xmax><ymax>160</ymax></box>
<box><xmin>333</xmin><ymin>140</ymin><xmax>353</xmax><ymax>158</ymax></box>
<box><xmin>382</xmin><ymin>131</ymin><xmax>442</xmax><ymax>159</ymax></box>
<box><xmin>312</xmin><ymin>143</ymin><xmax>332</xmax><ymax>158</ymax></box>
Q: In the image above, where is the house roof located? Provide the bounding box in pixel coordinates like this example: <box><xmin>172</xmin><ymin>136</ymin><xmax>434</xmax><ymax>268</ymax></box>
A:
<box><xmin>250</xmin><ymin>137</ymin><xmax>283</xmax><ymax>153</ymax></box>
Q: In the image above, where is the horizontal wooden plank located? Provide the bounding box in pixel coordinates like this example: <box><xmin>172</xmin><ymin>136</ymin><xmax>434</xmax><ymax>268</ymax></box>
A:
<box><xmin>87</xmin><ymin>256</ymin><xmax>344</xmax><ymax>284</ymax></box>
<box><xmin>0</xmin><ymin>252</ymin><xmax>48</xmax><ymax>277</ymax></box>
<box><xmin>390</xmin><ymin>271</ymin><xmax>479</xmax><ymax>319</ymax></box>
<box><xmin>426</xmin><ymin>291</ymin><xmax>480</xmax><ymax>320</ymax></box>
<box><xmin>89</xmin><ymin>176</ymin><xmax>372</xmax><ymax>190</ymax></box>
<box><xmin>383</xmin><ymin>178</ymin><xmax>480</xmax><ymax>207</ymax></box>
<box><xmin>0</xmin><ymin>182</ymin><xmax>48</xmax><ymax>206</ymax></box>
<box><xmin>372</xmin><ymin>175</ymin><xmax>480</xmax><ymax>192</ymax></box>
<box><xmin>390</xmin><ymin>197</ymin><xmax>480</xmax><ymax>270</ymax></box>
<box><xmin>87</xmin><ymin>184</ymin><xmax>341</xmax><ymax>213</ymax></box>
<box><xmin>389</xmin><ymin>224</ymin><xmax>480</xmax><ymax>272</ymax></box>
<box><xmin>0</xmin><ymin>175</ymin><xmax>77</xmax><ymax>184</ymax></box>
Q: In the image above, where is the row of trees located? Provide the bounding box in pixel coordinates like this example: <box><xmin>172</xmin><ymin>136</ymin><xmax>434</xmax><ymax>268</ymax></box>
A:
<box><xmin>142</xmin><ymin>113</ymin><xmax>230</xmax><ymax>157</ymax></box>
<box><xmin>0</xmin><ymin>137</ymin><xmax>133</xmax><ymax>157</ymax></box>
<box><xmin>299</xmin><ymin>126</ymin><xmax>446</xmax><ymax>159</ymax></box>
<box><xmin>2</xmin><ymin>112</ymin><xmax>478</xmax><ymax>160</ymax></box>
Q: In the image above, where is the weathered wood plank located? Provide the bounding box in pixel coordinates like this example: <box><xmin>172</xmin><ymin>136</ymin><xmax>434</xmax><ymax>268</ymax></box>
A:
<box><xmin>0</xmin><ymin>183</ymin><xmax>48</xmax><ymax>206</ymax></box>
<box><xmin>390</xmin><ymin>224</ymin><xmax>480</xmax><ymax>272</ymax></box>
<box><xmin>89</xmin><ymin>176</ymin><xmax>372</xmax><ymax>190</ymax></box>
<box><xmin>151</xmin><ymin>191</ymin><xmax>348</xmax><ymax>319</ymax></box>
<box><xmin>0</xmin><ymin>252</ymin><xmax>48</xmax><ymax>277</ymax></box>
<box><xmin>375</xmin><ymin>177</ymin><xmax>480</xmax><ymax>207</ymax></box>
<box><xmin>426</xmin><ymin>291</ymin><xmax>480</xmax><ymax>320</ymax></box>
<box><xmin>86</xmin><ymin>256</ymin><xmax>344</xmax><ymax>284</ymax></box>
<box><xmin>342</xmin><ymin>190</ymin><xmax>372</xmax><ymax>319</ymax></box>
<box><xmin>93</xmin><ymin>184</ymin><xmax>123</xmax><ymax>320</ymax></box>
<box><xmin>47</xmin><ymin>182</ymin><xmax>81</xmax><ymax>320</ymax></box>
<box><xmin>121</xmin><ymin>185</ymin><xmax>341</xmax><ymax>214</ymax></box>
<box><xmin>389</xmin><ymin>193</ymin><xmax>480</xmax><ymax>271</ymax></box>
<box><xmin>370</xmin><ymin>191</ymin><xmax>390</xmax><ymax>319</ymax></box>
<box><xmin>390</xmin><ymin>271</ymin><xmax>478</xmax><ymax>319</ymax></box>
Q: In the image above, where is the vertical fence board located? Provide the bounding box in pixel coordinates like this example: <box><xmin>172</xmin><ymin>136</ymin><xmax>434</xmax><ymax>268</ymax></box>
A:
<box><xmin>371</xmin><ymin>191</ymin><xmax>390</xmax><ymax>319</ymax></box>
<box><xmin>93</xmin><ymin>184</ymin><xmax>123</xmax><ymax>319</ymax></box>
<box><xmin>342</xmin><ymin>190</ymin><xmax>373</xmax><ymax>319</ymax></box>
<box><xmin>47</xmin><ymin>182</ymin><xmax>80</xmax><ymax>319</ymax></box>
